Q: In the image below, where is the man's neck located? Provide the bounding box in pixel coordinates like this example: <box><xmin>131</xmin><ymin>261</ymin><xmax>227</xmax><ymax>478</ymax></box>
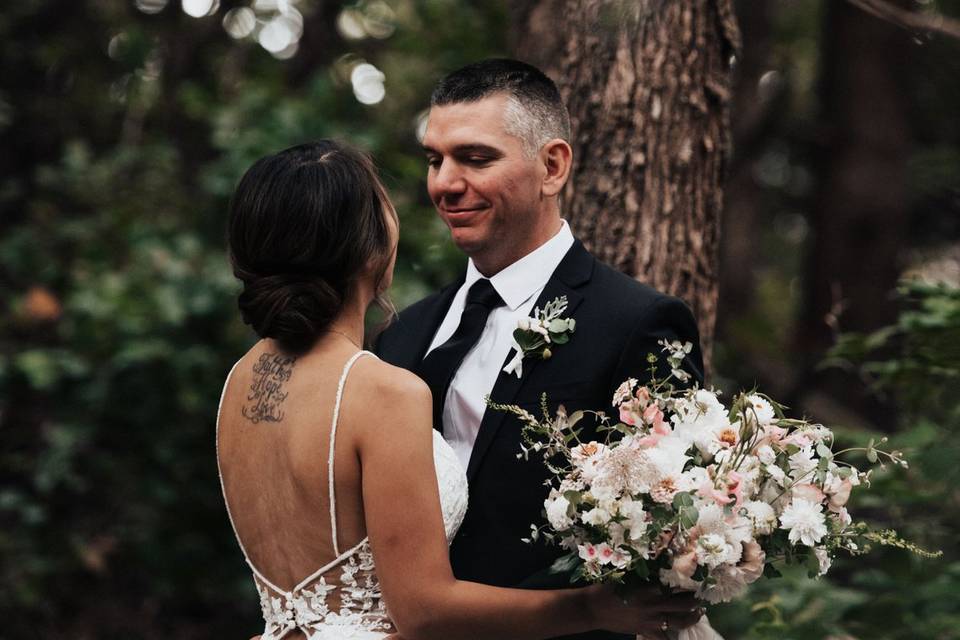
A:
<box><xmin>473</xmin><ymin>218</ymin><xmax>564</xmax><ymax>277</ymax></box>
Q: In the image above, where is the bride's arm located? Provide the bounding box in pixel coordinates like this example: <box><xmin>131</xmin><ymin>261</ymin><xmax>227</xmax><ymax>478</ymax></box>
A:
<box><xmin>355</xmin><ymin>365</ymin><xmax>698</xmax><ymax>640</ymax></box>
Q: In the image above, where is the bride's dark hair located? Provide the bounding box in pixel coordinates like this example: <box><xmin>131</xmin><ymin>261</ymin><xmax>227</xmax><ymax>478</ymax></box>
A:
<box><xmin>227</xmin><ymin>140</ymin><xmax>395</xmax><ymax>355</ymax></box>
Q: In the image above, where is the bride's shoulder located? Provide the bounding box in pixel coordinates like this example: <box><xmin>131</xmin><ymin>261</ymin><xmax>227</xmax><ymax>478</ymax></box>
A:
<box><xmin>350</xmin><ymin>356</ymin><xmax>432</xmax><ymax>417</ymax></box>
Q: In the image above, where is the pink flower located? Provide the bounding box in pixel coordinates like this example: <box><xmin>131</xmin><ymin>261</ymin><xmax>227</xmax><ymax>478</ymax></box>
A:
<box><xmin>699</xmin><ymin>471</ymin><xmax>744</xmax><ymax>507</ymax></box>
<box><xmin>827</xmin><ymin>478</ymin><xmax>853</xmax><ymax>512</ymax></box>
<box><xmin>661</xmin><ymin>548</ymin><xmax>700</xmax><ymax>591</ymax></box>
<box><xmin>792</xmin><ymin>483</ymin><xmax>826</xmax><ymax>505</ymax></box>
<box><xmin>619</xmin><ymin>402</ymin><xmax>641</xmax><ymax>426</ymax></box>
<box><xmin>596</xmin><ymin>542</ymin><xmax>616</xmax><ymax>565</ymax></box>
<box><xmin>578</xmin><ymin>543</ymin><xmax>598</xmax><ymax>562</ymax></box>
<box><xmin>783</xmin><ymin>431</ymin><xmax>815</xmax><ymax>449</ymax></box>
<box><xmin>635</xmin><ymin>386</ymin><xmax>651</xmax><ymax>406</ymax></box>
<box><xmin>643</xmin><ymin>403</ymin><xmax>665</xmax><ymax>429</ymax></box>
<box><xmin>758</xmin><ymin>424</ymin><xmax>788</xmax><ymax>447</ymax></box>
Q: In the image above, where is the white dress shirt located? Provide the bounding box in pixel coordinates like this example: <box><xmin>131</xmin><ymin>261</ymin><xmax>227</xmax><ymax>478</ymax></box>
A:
<box><xmin>425</xmin><ymin>221</ymin><xmax>576</xmax><ymax>470</ymax></box>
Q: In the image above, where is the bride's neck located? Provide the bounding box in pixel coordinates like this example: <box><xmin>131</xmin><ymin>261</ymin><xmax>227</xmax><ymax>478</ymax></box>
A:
<box><xmin>324</xmin><ymin>285</ymin><xmax>372</xmax><ymax>349</ymax></box>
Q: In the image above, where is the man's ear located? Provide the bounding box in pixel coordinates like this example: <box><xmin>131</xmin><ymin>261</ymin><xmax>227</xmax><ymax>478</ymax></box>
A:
<box><xmin>540</xmin><ymin>139</ymin><xmax>572</xmax><ymax>197</ymax></box>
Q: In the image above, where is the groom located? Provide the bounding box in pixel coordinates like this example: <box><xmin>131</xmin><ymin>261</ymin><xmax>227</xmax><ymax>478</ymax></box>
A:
<box><xmin>376</xmin><ymin>59</ymin><xmax>704</xmax><ymax>640</ymax></box>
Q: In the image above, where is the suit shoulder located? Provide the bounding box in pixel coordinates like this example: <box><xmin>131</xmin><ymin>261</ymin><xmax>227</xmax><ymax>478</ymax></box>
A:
<box><xmin>589</xmin><ymin>258</ymin><xmax>677</xmax><ymax>313</ymax></box>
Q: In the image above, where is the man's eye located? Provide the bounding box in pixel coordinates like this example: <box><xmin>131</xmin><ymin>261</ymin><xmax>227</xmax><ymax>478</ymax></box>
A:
<box><xmin>426</xmin><ymin>157</ymin><xmax>441</xmax><ymax>168</ymax></box>
<box><xmin>466</xmin><ymin>156</ymin><xmax>491</xmax><ymax>165</ymax></box>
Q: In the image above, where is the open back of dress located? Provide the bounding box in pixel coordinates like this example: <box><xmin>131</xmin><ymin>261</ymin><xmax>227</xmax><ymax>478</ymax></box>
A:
<box><xmin>217</xmin><ymin>351</ymin><xmax>394</xmax><ymax>639</ymax></box>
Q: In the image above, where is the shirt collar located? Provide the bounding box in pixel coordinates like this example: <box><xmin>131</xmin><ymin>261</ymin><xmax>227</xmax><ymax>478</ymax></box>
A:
<box><xmin>464</xmin><ymin>220</ymin><xmax>575</xmax><ymax>311</ymax></box>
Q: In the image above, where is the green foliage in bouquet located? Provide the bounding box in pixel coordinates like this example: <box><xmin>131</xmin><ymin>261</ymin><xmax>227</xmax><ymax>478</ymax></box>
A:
<box><xmin>709</xmin><ymin>281</ymin><xmax>960</xmax><ymax>639</ymax></box>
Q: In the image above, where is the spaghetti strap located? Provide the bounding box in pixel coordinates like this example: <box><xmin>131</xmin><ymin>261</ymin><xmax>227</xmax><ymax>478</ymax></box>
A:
<box><xmin>328</xmin><ymin>350</ymin><xmax>373</xmax><ymax>556</ymax></box>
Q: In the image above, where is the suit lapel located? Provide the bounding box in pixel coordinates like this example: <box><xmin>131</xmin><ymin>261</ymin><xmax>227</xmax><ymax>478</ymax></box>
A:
<box><xmin>465</xmin><ymin>241</ymin><xmax>595</xmax><ymax>481</ymax></box>
<box><xmin>404</xmin><ymin>272</ymin><xmax>465</xmax><ymax>370</ymax></box>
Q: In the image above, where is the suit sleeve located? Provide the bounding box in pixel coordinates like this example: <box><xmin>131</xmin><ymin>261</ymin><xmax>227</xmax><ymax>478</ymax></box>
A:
<box><xmin>607</xmin><ymin>295</ymin><xmax>704</xmax><ymax>405</ymax></box>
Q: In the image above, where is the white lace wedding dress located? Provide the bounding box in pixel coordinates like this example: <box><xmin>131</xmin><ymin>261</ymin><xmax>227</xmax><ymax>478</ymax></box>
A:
<box><xmin>217</xmin><ymin>351</ymin><xmax>469</xmax><ymax>639</ymax></box>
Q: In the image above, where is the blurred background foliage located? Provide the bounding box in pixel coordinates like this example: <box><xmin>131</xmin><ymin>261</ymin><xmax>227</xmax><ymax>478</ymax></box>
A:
<box><xmin>0</xmin><ymin>1</ymin><xmax>957</xmax><ymax>638</ymax></box>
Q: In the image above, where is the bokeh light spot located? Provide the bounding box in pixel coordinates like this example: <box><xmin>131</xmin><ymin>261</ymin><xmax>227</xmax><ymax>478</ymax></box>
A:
<box><xmin>223</xmin><ymin>7</ymin><xmax>256</xmax><ymax>39</ymax></box>
<box><xmin>351</xmin><ymin>63</ymin><xmax>386</xmax><ymax>105</ymax></box>
<box><xmin>182</xmin><ymin>0</ymin><xmax>219</xmax><ymax>18</ymax></box>
<box><xmin>337</xmin><ymin>9</ymin><xmax>367</xmax><ymax>40</ymax></box>
<box><xmin>135</xmin><ymin>0</ymin><xmax>168</xmax><ymax>14</ymax></box>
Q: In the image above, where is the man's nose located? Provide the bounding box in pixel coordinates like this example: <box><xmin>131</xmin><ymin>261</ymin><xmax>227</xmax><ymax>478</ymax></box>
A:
<box><xmin>432</xmin><ymin>160</ymin><xmax>467</xmax><ymax>195</ymax></box>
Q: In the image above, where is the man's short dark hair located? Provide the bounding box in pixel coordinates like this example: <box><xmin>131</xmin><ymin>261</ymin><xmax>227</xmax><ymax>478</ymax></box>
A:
<box><xmin>430</xmin><ymin>58</ymin><xmax>571</xmax><ymax>155</ymax></box>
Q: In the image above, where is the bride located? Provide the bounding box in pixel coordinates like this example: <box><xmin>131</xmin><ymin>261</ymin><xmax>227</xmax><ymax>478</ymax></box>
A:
<box><xmin>217</xmin><ymin>140</ymin><xmax>702</xmax><ymax>640</ymax></box>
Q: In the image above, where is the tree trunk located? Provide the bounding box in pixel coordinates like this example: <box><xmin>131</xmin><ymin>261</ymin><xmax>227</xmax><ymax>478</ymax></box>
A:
<box><xmin>512</xmin><ymin>0</ymin><xmax>741</xmax><ymax>375</ymax></box>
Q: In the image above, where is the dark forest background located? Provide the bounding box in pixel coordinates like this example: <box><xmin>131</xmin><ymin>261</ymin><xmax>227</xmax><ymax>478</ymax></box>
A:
<box><xmin>1</xmin><ymin>1</ymin><xmax>958</xmax><ymax>638</ymax></box>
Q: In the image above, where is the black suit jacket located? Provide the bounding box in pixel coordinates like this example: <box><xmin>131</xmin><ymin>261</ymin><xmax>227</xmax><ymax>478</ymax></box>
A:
<box><xmin>375</xmin><ymin>241</ymin><xmax>704</xmax><ymax>640</ymax></box>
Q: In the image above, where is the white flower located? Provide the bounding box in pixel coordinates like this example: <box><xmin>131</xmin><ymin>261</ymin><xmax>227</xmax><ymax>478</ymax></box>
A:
<box><xmin>607</xmin><ymin>522</ymin><xmax>626</xmax><ymax>548</ymax></box>
<box><xmin>578</xmin><ymin>543</ymin><xmax>599</xmax><ymax>563</ymax></box>
<box><xmin>697</xmin><ymin>540</ymin><xmax>765</xmax><ymax>604</ymax></box>
<box><xmin>756</xmin><ymin>444</ymin><xmax>776</xmax><ymax>466</ymax></box>
<box><xmin>779</xmin><ymin>498</ymin><xmax>828</xmax><ymax>546</ymax></box>
<box><xmin>697</xmin><ymin>503</ymin><xmax>752</xmax><ymax>552</ymax></box>
<box><xmin>612</xmin><ymin>378</ymin><xmax>637</xmax><ymax>405</ymax></box>
<box><xmin>571</xmin><ymin>441</ymin><xmax>608</xmax><ymax>464</ymax></box>
<box><xmin>545</xmin><ymin>494</ymin><xmax>573</xmax><ymax>530</ymax></box>
<box><xmin>696</xmin><ymin>533</ymin><xmax>737</xmax><ymax>569</ymax></box>
<box><xmin>765</xmin><ymin>463</ymin><xmax>787</xmax><ymax>487</ymax></box>
<box><xmin>788</xmin><ymin>447</ymin><xmax>818</xmax><ymax>482</ymax></box>
<box><xmin>502</xmin><ymin>341</ymin><xmax>525</xmax><ymax>378</ymax></box>
<box><xmin>582</xmin><ymin>506</ymin><xmax>612</xmax><ymax>526</ymax></box>
<box><xmin>741</xmin><ymin>500</ymin><xmax>778</xmax><ymax>536</ymax></box>
<box><xmin>572</xmin><ymin>442</ymin><xmax>609</xmax><ymax>484</ymax></box>
<box><xmin>529</xmin><ymin>319</ymin><xmax>551</xmax><ymax>341</ymax></box>
<box><xmin>588</xmin><ymin>542</ymin><xmax>628</xmax><ymax>568</ymax></box>
<box><xmin>618</xmin><ymin>499</ymin><xmax>649</xmax><ymax>542</ymax></box>
<box><xmin>607</xmin><ymin>546</ymin><xmax>631</xmax><ymax>569</ymax></box>
<box><xmin>671</xmin><ymin>390</ymin><xmax>729</xmax><ymax>457</ymax></box>
<box><xmin>644</xmin><ymin>435</ymin><xmax>691</xmax><ymax>489</ymax></box>
<box><xmin>814</xmin><ymin>547</ymin><xmax>832</xmax><ymax>576</ymax></box>
<box><xmin>744</xmin><ymin>394</ymin><xmax>775</xmax><ymax>426</ymax></box>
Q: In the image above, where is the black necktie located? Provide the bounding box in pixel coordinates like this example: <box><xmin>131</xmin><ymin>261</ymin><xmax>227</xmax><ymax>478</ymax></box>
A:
<box><xmin>417</xmin><ymin>278</ymin><xmax>505</xmax><ymax>432</ymax></box>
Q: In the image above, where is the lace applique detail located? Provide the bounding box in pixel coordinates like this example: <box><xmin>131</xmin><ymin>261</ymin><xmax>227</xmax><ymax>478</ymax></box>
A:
<box><xmin>255</xmin><ymin>540</ymin><xmax>392</xmax><ymax>640</ymax></box>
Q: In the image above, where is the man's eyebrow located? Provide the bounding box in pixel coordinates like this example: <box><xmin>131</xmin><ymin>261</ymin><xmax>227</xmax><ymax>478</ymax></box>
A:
<box><xmin>421</xmin><ymin>144</ymin><xmax>503</xmax><ymax>155</ymax></box>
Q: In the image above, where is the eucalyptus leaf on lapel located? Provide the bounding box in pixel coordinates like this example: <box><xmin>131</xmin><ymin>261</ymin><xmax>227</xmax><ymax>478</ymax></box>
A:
<box><xmin>502</xmin><ymin>295</ymin><xmax>577</xmax><ymax>379</ymax></box>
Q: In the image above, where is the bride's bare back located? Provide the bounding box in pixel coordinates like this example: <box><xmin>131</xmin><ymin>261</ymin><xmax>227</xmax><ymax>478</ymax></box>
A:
<box><xmin>217</xmin><ymin>338</ymin><xmax>400</xmax><ymax>638</ymax></box>
<box><xmin>218</xmin><ymin>339</ymin><xmax>369</xmax><ymax>578</ymax></box>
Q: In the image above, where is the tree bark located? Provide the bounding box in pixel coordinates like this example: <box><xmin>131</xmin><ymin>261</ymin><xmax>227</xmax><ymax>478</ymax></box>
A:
<box><xmin>512</xmin><ymin>0</ymin><xmax>741</xmax><ymax>374</ymax></box>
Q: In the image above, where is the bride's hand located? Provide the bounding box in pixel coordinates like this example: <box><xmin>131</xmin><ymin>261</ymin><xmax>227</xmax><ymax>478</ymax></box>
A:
<box><xmin>586</xmin><ymin>583</ymin><xmax>703</xmax><ymax>636</ymax></box>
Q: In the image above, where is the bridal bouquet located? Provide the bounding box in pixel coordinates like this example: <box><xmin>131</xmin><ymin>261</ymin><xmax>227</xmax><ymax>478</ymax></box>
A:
<box><xmin>489</xmin><ymin>341</ymin><xmax>938</xmax><ymax>610</ymax></box>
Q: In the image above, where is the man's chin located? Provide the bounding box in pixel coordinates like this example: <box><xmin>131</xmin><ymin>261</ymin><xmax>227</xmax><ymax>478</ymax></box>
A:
<box><xmin>449</xmin><ymin>230</ymin><xmax>487</xmax><ymax>255</ymax></box>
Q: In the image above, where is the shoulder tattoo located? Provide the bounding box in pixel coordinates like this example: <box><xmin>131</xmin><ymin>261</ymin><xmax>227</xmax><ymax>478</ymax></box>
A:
<box><xmin>242</xmin><ymin>352</ymin><xmax>296</xmax><ymax>424</ymax></box>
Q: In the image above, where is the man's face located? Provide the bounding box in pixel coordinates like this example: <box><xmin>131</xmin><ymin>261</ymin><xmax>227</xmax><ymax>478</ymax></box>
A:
<box><xmin>422</xmin><ymin>93</ymin><xmax>548</xmax><ymax>275</ymax></box>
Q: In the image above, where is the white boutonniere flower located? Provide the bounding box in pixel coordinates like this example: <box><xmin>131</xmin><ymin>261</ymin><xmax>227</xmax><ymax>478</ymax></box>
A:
<box><xmin>502</xmin><ymin>296</ymin><xmax>576</xmax><ymax>378</ymax></box>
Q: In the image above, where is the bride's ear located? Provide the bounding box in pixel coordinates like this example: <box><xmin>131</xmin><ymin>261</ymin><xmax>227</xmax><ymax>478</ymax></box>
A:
<box><xmin>540</xmin><ymin>139</ymin><xmax>572</xmax><ymax>197</ymax></box>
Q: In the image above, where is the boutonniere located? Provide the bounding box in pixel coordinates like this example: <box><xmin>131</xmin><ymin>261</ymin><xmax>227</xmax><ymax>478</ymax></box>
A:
<box><xmin>502</xmin><ymin>295</ymin><xmax>576</xmax><ymax>378</ymax></box>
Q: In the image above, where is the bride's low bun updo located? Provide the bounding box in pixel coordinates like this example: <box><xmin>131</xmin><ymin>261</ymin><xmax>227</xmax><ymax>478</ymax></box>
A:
<box><xmin>235</xmin><ymin>272</ymin><xmax>343</xmax><ymax>355</ymax></box>
<box><xmin>227</xmin><ymin>140</ymin><xmax>394</xmax><ymax>355</ymax></box>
